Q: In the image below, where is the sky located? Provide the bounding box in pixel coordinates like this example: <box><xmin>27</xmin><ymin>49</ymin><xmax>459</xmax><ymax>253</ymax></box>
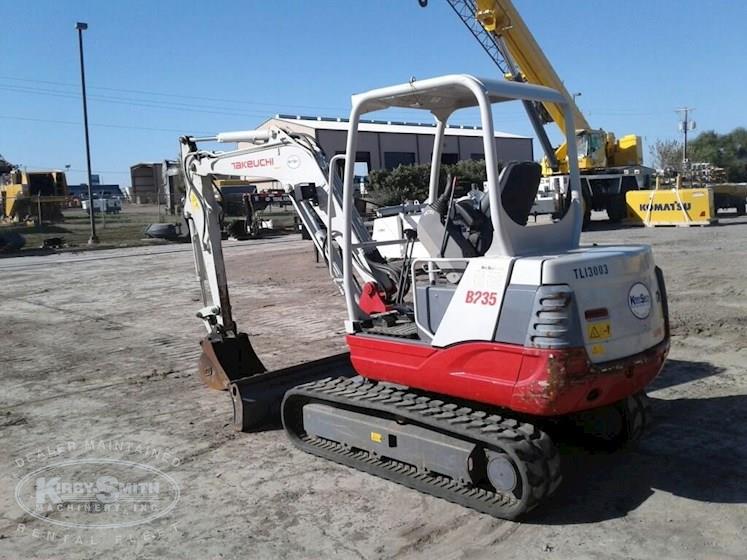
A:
<box><xmin>2</xmin><ymin>0</ymin><xmax>746</xmax><ymax>186</ymax></box>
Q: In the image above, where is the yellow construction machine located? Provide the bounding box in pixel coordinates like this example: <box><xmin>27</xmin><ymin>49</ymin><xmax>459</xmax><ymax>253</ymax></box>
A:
<box><xmin>436</xmin><ymin>0</ymin><xmax>653</xmax><ymax>223</ymax></box>
<box><xmin>0</xmin><ymin>169</ymin><xmax>69</xmax><ymax>222</ymax></box>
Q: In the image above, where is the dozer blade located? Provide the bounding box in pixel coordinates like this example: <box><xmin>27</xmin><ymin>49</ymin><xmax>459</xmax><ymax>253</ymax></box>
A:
<box><xmin>230</xmin><ymin>352</ymin><xmax>355</xmax><ymax>431</ymax></box>
<box><xmin>198</xmin><ymin>332</ymin><xmax>267</xmax><ymax>390</ymax></box>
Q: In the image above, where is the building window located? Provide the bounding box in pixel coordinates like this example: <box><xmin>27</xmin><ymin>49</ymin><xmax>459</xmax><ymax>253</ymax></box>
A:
<box><xmin>441</xmin><ymin>153</ymin><xmax>459</xmax><ymax>165</ymax></box>
<box><xmin>384</xmin><ymin>152</ymin><xmax>416</xmax><ymax>170</ymax></box>
<box><xmin>470</xmin><ymin>153</ymin><xmax>485</xmax><ymax>161</ymax></box>
<box><xmin>334</xmin><ymin>151</ymin><xmax>371</xmax><ymax>177</ymax></box>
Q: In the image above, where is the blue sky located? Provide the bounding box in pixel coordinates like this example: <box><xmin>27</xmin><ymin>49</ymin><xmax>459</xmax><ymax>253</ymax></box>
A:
<box><xmin>2</xmin><ymin>0</ymin><xmax>746</xmax><ymax>186</ymax></box>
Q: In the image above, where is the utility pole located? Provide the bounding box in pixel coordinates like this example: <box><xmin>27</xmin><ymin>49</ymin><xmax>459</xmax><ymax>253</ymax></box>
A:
<box><xmin>676</xmin><ymin>107</ymin><xmax>696</xmax><ymax>168</ymax></box>
<box><xmin>76</xmin><ymin>21</ymin><xmax>99</xmax><ymax>244</ymax></box>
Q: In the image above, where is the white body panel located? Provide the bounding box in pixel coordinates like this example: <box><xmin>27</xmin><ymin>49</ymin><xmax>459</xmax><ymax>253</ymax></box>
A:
<box><xmin>372</xmin><ymin>214</ymin><xmax>428</xmax><ymax>260</ymax></box>
<box><xmin>509</xmin><ymin>257</ymin><xmax>543</xmax><ymax>286</ymax></box>
<box><xmin>431</xmin><ymin>257</ymin><xmax>514</xmax><ymax>347</ymax></box>
<box><xmin>542</xmin><ymin>245</ymin><xmax>666</xmax><ymax>363</ymax></box>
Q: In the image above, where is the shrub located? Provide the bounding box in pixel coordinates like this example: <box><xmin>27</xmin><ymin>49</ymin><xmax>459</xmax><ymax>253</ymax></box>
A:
<box><xmin>366</xmin><ymin>160</ymin><xmax>497</xmax><ymax>207</ymax></box>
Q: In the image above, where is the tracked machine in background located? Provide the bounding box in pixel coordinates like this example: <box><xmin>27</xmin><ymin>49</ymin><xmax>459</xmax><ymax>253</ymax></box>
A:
<box><xmin>180</xmin><ymin>75</ymin><xmax>669</xmax><ymax>519</ymax></box>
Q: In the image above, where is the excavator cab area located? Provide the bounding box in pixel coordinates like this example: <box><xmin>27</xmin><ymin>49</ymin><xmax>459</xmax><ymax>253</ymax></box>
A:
<box><xmin>337</xmin><ymin>74</ymin><xmax>584</xmax><ymax>329</ymax></box>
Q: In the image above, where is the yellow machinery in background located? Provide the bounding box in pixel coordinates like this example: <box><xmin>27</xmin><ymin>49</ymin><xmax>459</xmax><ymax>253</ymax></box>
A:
<box><xmin>0</xmin><ymin>169</ymin><xmax>69</xmax><ymax>222</ymax></box>
<box><xmin>635</xmin><ymin>163</ymin><xmax>746</xmax><ymax>223</ymax></box>
<box><xmin>437</xmin><ymin>0</ymin><xmax>654</xmax><ymax>223</ymax></box>
<box><xmin>626</xmin><ymin>181</ymin><xmax>716</xmax><ymax>227</ymax></box>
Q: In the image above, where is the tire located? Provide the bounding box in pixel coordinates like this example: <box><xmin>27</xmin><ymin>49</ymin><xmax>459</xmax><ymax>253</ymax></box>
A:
<box><xmin>0</xmin><ymin>231</ymin><xmax>25</xmax><ymax>253</ymax></box>
<box><xmin>606</xmin><ymin>194</ymin><xmax>627</xmax><ymax>223</ymax></box>
<box><xmin>736</xmin><ymin>200</ymin><xmax>746</xmax><ymax>216</ymax></box>
<box><xmin>582</xmin><ymin>195</ymin><xmax>592</xmax><ymax>230</ymax></box>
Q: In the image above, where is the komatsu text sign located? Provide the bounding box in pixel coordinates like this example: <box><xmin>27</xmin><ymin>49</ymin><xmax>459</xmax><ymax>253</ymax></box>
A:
<box><xmin>626</xmin><ymin>188</ymin><xmax>716</xmax><ymax>226</ymax></box>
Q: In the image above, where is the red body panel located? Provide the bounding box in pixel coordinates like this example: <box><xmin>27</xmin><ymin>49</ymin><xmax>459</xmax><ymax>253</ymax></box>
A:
<box><xmin>346</xmin><ymin>334</ymin><xmax>669</xmax><ymax>416</ymax></box>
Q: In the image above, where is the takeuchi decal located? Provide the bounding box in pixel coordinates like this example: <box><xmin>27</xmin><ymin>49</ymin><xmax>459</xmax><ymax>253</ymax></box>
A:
<box><xmin>231</xmin><ymin>158</ymin><xmax>274</xmax><ymax>170</ymax></box>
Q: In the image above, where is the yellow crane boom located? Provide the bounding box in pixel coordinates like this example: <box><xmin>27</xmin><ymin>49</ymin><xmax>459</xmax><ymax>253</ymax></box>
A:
<box><xmin>474</xmin><ymin>0</ymin><xmax>589</xmax><ymax>132</ymax></box>
<box><xmin>444</xmin><ymin>0</ymin><xmax>644</xmax><ymax>175</ymax></box>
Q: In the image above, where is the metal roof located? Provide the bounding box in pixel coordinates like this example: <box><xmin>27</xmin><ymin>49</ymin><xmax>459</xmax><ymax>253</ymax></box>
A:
<box><xmin>267</xmin><ymin>114</ymin><xmax>529</xmax><ymax>139</ymax></box>
<box><xmin>353</xmin><ymin>74</ymin><xmax>565</xmax><ymax>113</ymax></box>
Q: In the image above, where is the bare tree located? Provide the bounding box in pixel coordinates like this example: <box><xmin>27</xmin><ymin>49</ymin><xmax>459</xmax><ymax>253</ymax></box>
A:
<box><xmin>649</xmin><ymin>139</ymin><xmax>682</xmax><ymax>172</ymax></box>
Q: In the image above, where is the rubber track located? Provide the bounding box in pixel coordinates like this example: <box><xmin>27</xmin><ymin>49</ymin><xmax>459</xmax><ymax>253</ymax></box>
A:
<box><xmin>282</xmin><ymin>376</ymin><xmax>562</xmax><ymax>520</ymax></box>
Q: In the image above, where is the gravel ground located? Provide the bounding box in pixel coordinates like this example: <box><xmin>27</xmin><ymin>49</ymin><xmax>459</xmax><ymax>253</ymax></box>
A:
<box><xmin>1</xmin><ymin>214</ymin><xmax>745</xmax><ymax>560</ymax></box>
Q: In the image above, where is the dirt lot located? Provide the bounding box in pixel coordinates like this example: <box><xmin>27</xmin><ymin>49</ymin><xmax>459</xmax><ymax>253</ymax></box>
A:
<box><xmin>1</xmin><ymin>214</ymin><xmax>745</xmax><ymax>560</ymax></box>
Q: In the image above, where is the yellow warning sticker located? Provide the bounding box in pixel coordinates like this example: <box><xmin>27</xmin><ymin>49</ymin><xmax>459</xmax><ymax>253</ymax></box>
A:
<box><xmin>591</xmin><ymin>344</ymin><xmax>606</xmax><ymax>356</ymax></box>
<box><xmin>587</xmin><ymin>321</ymin><xmax>611</xmax><ymax>340</ymax></box>
<box><xmin>370</xmin><ymin>432</ymin><xmax>383</xmax><ymax>443</ymax></box>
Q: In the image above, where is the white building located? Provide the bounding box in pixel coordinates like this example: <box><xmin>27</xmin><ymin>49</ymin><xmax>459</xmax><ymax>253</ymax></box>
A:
<box><xmin>245</xmin><ymin>114</ymin><xmax>533</xmax><ymax>175</ymax></box>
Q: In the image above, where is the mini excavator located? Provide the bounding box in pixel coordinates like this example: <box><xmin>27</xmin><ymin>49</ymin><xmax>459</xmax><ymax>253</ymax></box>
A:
<box><xmin>179</xmin><ymin>75</ymin><xmax>669</xmax><ymax>519</ymax></box>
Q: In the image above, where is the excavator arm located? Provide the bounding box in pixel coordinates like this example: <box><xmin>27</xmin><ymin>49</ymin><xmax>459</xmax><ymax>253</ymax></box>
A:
<box><xmin>179</xmin><ymin>126</ymin><xmax>397</xmax><ymax>389</ymax></box>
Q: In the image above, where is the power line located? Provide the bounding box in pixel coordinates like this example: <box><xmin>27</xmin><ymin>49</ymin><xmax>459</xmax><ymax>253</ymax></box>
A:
<box><xmin>0</xmin><ymin>84</ymin><xmax>276</xmax><ymax>119</ymax></box>
<box><xmin>0</xmin><ymin>83</ymin><xmax>282</xmax><ymax>116</ymax></box>
<box><xmin>0</xmin><ymin>76</ymin><xmax>521</xmax><ymax>123</ymax></box>
<box><xmin>0</xmin><ymin>114</ymin><xmax>211</xmax><ymax>135</ymax></box>
<box><xmin>0</xmin><ymin>75</ymin><xmax>351</xmax><ymax>112</ymax></box>
<box><xmin>0</xmin><ymin>83</ymin><xmax>445</xmax><ymax>122</ymax></box>
<box><xmin>18</xmin><ymin>163</ymin><xmax>130</xmax><ymax>175</ymax></box>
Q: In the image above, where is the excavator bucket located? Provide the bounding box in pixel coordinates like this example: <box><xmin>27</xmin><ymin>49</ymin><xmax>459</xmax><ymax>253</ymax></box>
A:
<box><xmin>197</xmin><ymin>332</ymin><xmax>267</xmax><ymax>390</ymax></box>
<box><xmin>230</xmin><ymin>352</ymin><xmax>356</xmax><ymax>431</ymax></box>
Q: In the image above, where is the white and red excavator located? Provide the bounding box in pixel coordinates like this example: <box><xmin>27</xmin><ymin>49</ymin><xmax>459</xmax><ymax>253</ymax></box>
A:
<box><xmin>179</xmin><ymin>74</ymin><xmax>669</xmax><ymax>519</ymax></box>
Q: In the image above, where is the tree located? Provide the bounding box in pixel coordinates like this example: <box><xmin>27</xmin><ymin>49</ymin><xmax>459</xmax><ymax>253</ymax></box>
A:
<box><xmin>648</xmin><ymin>139</ymin><xmax>683</xmax><ymax>172</ymax></box>
<box><xmin>367</xmin><ymin>163</ymin><xmax>431</xmax><ymax>207</ymax></box>
<box><xmin>449</xmin><ymin>159</ymin><xmax>490</xmax><ymax>189</ymax></box>
<box><xmin>689</xmin><ymin>127</ymin><xmax>747</xmax><ymax>182</ymax></box>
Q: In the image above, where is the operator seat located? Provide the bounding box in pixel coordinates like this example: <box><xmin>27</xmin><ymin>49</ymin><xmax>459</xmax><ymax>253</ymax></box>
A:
<box><xmin>481</xmin><ymin>160</ymin><xmax>542</xmax><ymax>227</ymax></box>
<box><xmin>457</xmin><ymin>160</ymin><xmax>542</xmax><ymax>255</ymax></box>
<box><xmin>417</xmin><ymin>161</ymin><xmax>542</xmax><ymax>259</ymax></box>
